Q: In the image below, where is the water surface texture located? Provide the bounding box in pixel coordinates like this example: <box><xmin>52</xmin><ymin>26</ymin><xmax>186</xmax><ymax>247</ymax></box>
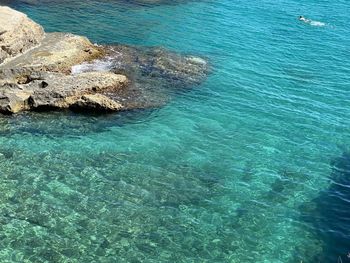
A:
<box><xmin>1</xmin><ymin>0</ymin><xmax>350</xmax><ymax>262</ymax></box>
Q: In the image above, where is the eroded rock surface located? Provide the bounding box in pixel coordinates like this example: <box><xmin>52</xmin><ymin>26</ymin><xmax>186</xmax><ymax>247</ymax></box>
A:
<box><xmin>0</xmin><ymin>32</ymin><xmax>103</xmax><ymax>76</ymax></box>
<box><xmin>0</xmin><ymin>6</ymin><xmax>44</xmax><ymax>64</ymax></box>
<box><xmin>0</xmin><ymin>72</ymin><xmax>127</xmax><ymax>113</ymax></box>
<box><xmin>71</xmin><ymin>94</ymin><xmax>123</xmax><ymax>112</ymax></box>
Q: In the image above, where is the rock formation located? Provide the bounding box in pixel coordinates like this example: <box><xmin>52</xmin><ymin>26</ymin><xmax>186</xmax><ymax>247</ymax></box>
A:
<box><xmin>0</xmin><ymin>6</ymin><xmax>44</xmax><ymax>64</ymax></box>
<box><xmin>0</xmin><ymin>6</ymin><xmax>208</xmax><ymax>114</ymax></box>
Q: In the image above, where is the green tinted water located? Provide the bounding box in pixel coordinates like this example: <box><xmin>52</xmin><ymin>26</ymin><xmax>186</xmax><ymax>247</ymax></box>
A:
<box><xmin>1</xmin><ymin>0</ymin><xmax>350</xmax><ymax>262</ymax></box>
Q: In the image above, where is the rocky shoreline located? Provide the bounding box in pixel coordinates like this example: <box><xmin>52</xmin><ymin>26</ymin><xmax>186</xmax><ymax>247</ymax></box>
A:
<box><xmin>0</xmin><ymin>6</ymin><xmax>208</xmax><ymax>114</ymax></box>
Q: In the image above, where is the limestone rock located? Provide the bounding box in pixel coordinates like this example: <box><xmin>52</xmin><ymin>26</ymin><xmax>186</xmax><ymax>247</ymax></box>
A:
<box><xmin>70</xmin><ymin>94</ymin><xmax>123</xmax><ymax>112</ymax></box>
<box><xmin>0</xmin><ymin>72</ymin><xmax>127</xmax><ymax>114</ymax></box>
<box><xmin>0</xmin><ymin>6</ymin><xmax>44</xmax><ymax>64</ymax></box>
<box><xmin>0</xmin><ymin>32</ymin><xmax>103</xmax><ymax>76</ymax></box>
<box><xmin>27</xmin><ymin>72</ymin><xmax>127</xmax><ymax>109</ymax></box>
<box><xmin>0</xmin><ymin>83</ymin><xmax>32</xmax><ymax>113</ymax></box>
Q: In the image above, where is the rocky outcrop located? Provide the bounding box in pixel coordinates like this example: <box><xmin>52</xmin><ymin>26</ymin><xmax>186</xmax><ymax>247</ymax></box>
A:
<box><xmin>0</xmin><ymin>32</ymin><xmax>103</xmax><ymax>76</ymax></box>
<box><xmin>0</xmin><ymin>6</ymin><xmax>125</xmax><ymax>114</ymax></box>
<box><xmin>0</xmin><ymin>72</ymin><xmax>127</xmax><ymax>114</ymax></box>
<box><xmin>0</xmin><ymin>6</ymin><xmax>44</xmax><ymax>64</ymax></box>
<box><xmin>0</xmin><ymin>6</ymin><xmax>208</xmax><ymax>115</ymax></box>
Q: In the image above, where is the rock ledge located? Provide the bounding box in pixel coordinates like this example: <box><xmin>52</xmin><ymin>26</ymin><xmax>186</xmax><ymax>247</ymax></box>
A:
<box><xmin>0</xmin><ymin>6</ymin><xmax>126</xmax><ymax>114</ymax></box>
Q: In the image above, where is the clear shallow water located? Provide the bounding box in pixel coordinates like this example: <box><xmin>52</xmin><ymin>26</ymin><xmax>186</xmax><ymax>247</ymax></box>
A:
<box><xmin>1</xmin><ymin>0</ymin><xmax>350</xmax><ymax>262</ymax></box>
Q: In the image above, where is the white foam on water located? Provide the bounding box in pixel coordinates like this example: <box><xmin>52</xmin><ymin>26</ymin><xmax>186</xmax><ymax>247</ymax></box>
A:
<box><xmin>310</xmin><ymin>20</ymin><xmax>326</xmax><ymax>27</ymax></box>
<box><xmin>71</xmin><ymin>57</ymin><xmax>116</xmax><ymax>74</ymax></box>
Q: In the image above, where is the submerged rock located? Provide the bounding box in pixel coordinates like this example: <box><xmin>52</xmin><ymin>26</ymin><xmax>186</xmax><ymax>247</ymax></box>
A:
<box><xmin>106</xmin><ymin>45</ymin><xmax>208</xmax><ymax>86</ymax></box>
<box><xmin>0</xmin><ymin>6</ymin><xmax>208</xmax><ymax>114</ymax></box>
<box><xmin>73</xmin><ymin>45</ymin><xmax>209</xmax><ymax>110</ymax></box>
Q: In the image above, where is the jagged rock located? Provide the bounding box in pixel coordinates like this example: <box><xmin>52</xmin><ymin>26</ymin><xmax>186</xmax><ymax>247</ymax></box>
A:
<box><xmin>0</xmin><ymin>83</ymin><xmax>32</xmax><ymax>113</ymax></box>
<box><xmin>0</xmin><ymin>6</ymin><xmax>44</xmax><ymax>64</ymax></box>
<box><xmin>70</xmin><ymin>94</ymin><xmax>123</xmax><ymax>112</ymax></box>
<box><xmin>28</xmin><ymin>72</ymin><xmax>127</xmax><ymax>109</ymax></box>
<box><xmin>0</xmin><ymin>72</ymin><xmax>127</xmax><ymax>114</ymax></box>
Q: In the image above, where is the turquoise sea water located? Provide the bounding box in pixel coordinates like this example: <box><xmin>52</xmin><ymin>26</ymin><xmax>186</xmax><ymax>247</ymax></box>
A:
<box><xmin>1</xmin><ymin>0</ymin><xmax>350</xmax><ymax>262</ymax></box>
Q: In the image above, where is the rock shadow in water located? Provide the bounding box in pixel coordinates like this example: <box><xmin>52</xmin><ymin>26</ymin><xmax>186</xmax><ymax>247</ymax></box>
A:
<box><xmin>300</xmin><ymin>151</ymin><xmax>350</xmax><ymax>262</ymax></box>
<box><xmin>264</xmin><ymin>170</ymin><xmax>305</xmax><ymax>204</ymax></box>
<box><xmin>0</xmin><ymin>108</ymin><xmax>158</xmax><ymax>138</ymax></box>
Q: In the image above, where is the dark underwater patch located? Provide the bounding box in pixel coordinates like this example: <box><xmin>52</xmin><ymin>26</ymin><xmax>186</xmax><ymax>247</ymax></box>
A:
<box><xmin>300</xmin><ymin>151</ymin><xmax>350</xmax><ymax>262</ymax></box>
<box><xmin>0</xmin><ymin>148</ymin><xmax>14</xmax><ymax>159</ymax></box>
<box><xmin>98</xmin><ymin>45</ymin><xmax>209</xmax><ymax>109</ymax></box>
<box><xmin>264</xmin><ymin>170</ymin><xmax>305</xmax><ymax>204</ymax></box>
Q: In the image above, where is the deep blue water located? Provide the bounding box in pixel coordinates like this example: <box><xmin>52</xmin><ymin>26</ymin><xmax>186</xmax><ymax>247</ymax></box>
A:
<box><xmin>1</xmin><ymin>0</ymin><xmax>350</xmax><ymax>262</ymax></box>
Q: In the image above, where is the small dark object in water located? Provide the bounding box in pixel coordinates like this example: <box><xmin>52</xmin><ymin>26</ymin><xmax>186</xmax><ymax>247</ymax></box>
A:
<box><xmin>0</xmin><ymin>148</ymin><xmax>14</xmax><ymax>159</ymax></box>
